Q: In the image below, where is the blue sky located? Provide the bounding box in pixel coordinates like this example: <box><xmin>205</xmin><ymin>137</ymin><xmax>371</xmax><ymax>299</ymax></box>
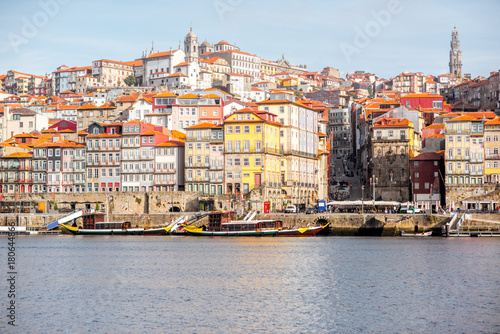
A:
<box><xmin>0</xmin><ymin>0</ymin><xmax>498</xmax><ymax>80</ymax></box>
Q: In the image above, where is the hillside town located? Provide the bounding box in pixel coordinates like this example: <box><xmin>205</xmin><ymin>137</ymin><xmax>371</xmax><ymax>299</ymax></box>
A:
<box><xmin>0</xmin><ymin>27</ymin><xmax>499</xmax><ymax>213</ymax></box>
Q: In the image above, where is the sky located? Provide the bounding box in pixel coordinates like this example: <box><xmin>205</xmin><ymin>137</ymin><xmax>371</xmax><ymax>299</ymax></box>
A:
<box><xmin>0</xmin><ymin>0</ymin><xmax>499</xmax><ymax>80</ymax></box>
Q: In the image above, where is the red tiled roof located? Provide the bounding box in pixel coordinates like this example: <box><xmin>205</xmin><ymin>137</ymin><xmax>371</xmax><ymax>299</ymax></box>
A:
<box><xmin>373</xmin><ymin>117</ymin><xmax>412</xmax><ymax>128</ymax></box>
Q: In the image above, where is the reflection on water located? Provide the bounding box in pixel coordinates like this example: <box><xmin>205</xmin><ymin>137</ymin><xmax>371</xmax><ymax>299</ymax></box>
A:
<box><xmin>4</xmin><ymin>236</ymin><xmax>500</xmax><ymax>333</ymax></box>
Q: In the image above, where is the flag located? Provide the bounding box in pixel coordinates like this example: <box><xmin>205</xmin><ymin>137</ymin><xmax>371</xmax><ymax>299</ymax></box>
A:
<box><xmin>15</xmin><ymin>194</ymin><xmax>18</xmax><ymax>201</ymax></box>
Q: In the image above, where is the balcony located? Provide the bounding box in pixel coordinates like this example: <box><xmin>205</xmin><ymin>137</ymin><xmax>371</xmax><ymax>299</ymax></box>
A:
<box><xmin>210</xmin><ymin>178</ymin><xmax>223</xmax><ymax>183</ymax></box>
<box><xmin>154</xmin><ymin>179</ymin><xmax>176</xmax><ymax>185</ymax></box>
<box><xmin>157</xmin><ymin>168</ymin><xmax>176</xmax><ymax>174</ymax></box>
<box><xmin>209</xmin><ymin>165</ymin><xmax>223</xmax><ymax>171</ymax></box>
<box><xmin>470</xmin><ymin>170</ymin><xmax>484</xmax><ymax>176</ymax></box>
<box><xmin>100</xmin><ymin>145</ymin><xmax>121</xmax><ymax>151</ymax></box>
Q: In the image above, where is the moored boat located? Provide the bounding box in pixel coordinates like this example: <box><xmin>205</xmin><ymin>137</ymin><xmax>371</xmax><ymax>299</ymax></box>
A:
<box><xmin>182</xmin><ymin>211</ymin><xmax>329</xmax><ymax>237</ymax></box>
<box><xmin>400</xmin><ymin>230</ymin><xmax>432</xmax><ymax>237</ymax></box>
<box><xmin>61</xmin><ymin>222</ymin><xmax>168</xmax><ymax>236</ymax></box>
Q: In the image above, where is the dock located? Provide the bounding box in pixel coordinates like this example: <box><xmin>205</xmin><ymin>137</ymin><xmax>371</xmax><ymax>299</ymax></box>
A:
<box><xmin>444</xmin><ymin>213</ymin><xmax>500</xmax><ymax>237</ymax></box>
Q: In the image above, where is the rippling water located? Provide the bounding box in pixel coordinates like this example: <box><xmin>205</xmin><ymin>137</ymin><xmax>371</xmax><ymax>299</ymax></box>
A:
<box><xmin>2</xmin><ymin>236</ymin><xmax>500</xmax><ymax>333</ymax></box>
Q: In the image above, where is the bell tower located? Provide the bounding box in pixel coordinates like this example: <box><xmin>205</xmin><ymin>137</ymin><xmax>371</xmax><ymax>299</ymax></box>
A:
<box><xmin>449</xmin><ymin>27</ymin><xmax>462</xmax><ymax>77</ymax></box>
<box><xmin>184</xmin><ymin>27</ymin><xmax>199</xmax><ymax>63</ymax></box>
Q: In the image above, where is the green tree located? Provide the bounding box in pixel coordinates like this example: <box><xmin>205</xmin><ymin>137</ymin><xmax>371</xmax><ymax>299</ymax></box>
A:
<box><xmin>96</xmin><ymin>202</ymin><xmax>100</xmax><ymax>211</ymax></box>
<box><xmin>124</xmin><ymin>75</ymin><xmax>136</xmax><ymax>87</ymax></box>
<box><xmin>294</xmin><ymin>90</ymin><xmax>303</xmax><ymax>99</ymax></box>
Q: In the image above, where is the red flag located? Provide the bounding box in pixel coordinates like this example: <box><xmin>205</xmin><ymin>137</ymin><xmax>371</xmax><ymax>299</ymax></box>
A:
<box><xmin>15</xmin><ymin>194</ymin><xmax>18</xmax><ymax>201</ymax></box>
<box><xmin>0</xmin><ymin>194</ymin><xmax>3</xmax><ymax>200</ymax></box>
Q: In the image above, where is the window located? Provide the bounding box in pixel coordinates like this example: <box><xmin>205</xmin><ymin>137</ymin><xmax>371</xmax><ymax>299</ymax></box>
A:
<box><xmin>434</xmin><ymin>171</ymin><xmax>439</xmax><ymax>178</ymax></box>
<box><xmin>234</xmin><ymin>141</ymin><xmax>241</xmax><ymax>152</ymax></box>
<box><xmin>424</xmin><ymin>182</ymin><xmax>430</xmax><ymax>189</ymax></box>
<box><xmin>235</xmin><ymin>126</ymin><xmax>241</xmax><ymax>134</ymax></box>
<box><xmin>457</xmin><ymin>136</ymin><xmax>462</xmax><ymax>143</ymax></box>
<box><xmin>243</xmin><ymin>158</ymin><xmax>249</xmax><ymax>166</ymax></box>
<box><xmin>255</xmin><ymin>140</ymin><xmax>262</xmax><ymax>152</ymax></box>
<box><xmin>243</xmin><ymin>125</ymin><xmax>250</xmax><ymax>134</ymax></box>
<box><xmin>414</xmin><ymin>182</ymin><xmax>420</xmax><ymax>189</ymax></box>
<box><xmin>415</xmin><ymin>172</ymin><xmax>419</xmax><ymax>178</ymax></box>
<box><xmin>255</xmin><ymin>158</ymin><xmax>261</xmax><ymax>166</ymax></box>
<box><xmin>243</xmin><ymin>140</ymin><xmax>250</xmax><ymax>152</ymax></box>
<box><xmin>227</xmin><ymin>126</ymin><xmax>233</xmax><ymax>134</ymax></box>
<box><xmin>227</xmin><ymin>141</ymin><xmax>233</xmax><ymax>152</ymax></box>
<box><xmin>414</xmin><ymin>161</ymin><xmax>419</xmax><ymax>168</ymax></box>
<box><xmin>227</xmin><ymin>158</ymin><xmax>232</xmax><ymax>166</ymax></box>
<box><xmin>255</xmin><ymin>125</ymin><xmax>261</xmax><ymax>133</ymax></box>
<box><xmin>234</xmin><ymin>158</ymin><xmax>241</xmax><ymax>166</ymax></box>
<box><xmin>448</xmin><ymin>136</ymin><xmax>453</xmax><ymax>142</ymax></box>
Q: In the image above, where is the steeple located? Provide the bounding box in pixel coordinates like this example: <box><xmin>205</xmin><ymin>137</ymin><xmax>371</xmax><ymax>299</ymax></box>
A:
<box><xmin>449</xmin><ymin>27</ymin><xmax>462</xmax><ymax>78</ymax></box>
<box><xmin>184</xmin><ymin>27</ymin><xmax>199</xmax><ymax>63</ymax></box>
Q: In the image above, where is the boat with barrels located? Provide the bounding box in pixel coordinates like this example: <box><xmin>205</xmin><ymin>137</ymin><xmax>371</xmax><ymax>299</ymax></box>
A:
<box><xmin>60</xmin><ymin>211</ymin><xmax>168</xmax><ymax>236</ymax></box>
<box><xmin>182</xmin><ymin>211</ymin><xmax>329</xmax><ymax>237</ymax></box>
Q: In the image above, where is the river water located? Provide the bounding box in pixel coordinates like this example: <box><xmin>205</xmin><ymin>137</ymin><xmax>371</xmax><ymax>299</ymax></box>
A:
<box><xmin>2</xmin><ymin>235</ymin><xmax>500</xmax><ymax>333</ymax></box>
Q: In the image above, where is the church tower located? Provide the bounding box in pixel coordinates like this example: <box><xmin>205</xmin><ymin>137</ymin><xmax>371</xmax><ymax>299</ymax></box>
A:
<box><xmin>449</xmin><ymin>27</ymin><xmax>462</xmax><ymax>77</ymax></box>
<box><xmin>184</xmin><ymin>27</ymin><xmax>199</xmax><ymax>63</ymax></box>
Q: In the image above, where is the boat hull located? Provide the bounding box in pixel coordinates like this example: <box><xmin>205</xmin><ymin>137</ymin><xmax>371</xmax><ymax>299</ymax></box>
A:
<box><xmin>182</xmin><ymin>224</ymin><xmax>328</xmax><ymax>237</ymax></box>
<box><xmin>61</xmin><ymin>225</ymin><xmax>168</xmax><ymax>236</ymax></box>
<box><xmin>400</xmin><ymin>231</ymin><xmax>432</xmax><ymax>237</ymax></box>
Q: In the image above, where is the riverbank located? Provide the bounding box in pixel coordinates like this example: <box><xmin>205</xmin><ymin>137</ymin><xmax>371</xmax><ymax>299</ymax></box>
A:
<box><xmin>1</xmin><ymin>212</ymin><xmax>451</xmax><ymax>236</ymax></box>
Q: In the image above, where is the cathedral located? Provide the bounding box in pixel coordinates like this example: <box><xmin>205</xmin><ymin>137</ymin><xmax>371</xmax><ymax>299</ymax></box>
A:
<box><xmin>449</xmin><ymin>27</ymin><xmax>462</xmax><ymax>78</ymax></box>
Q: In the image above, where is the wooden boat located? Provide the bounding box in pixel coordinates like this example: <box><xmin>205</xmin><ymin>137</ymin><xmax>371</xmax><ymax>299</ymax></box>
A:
<box><xmin>400</xmin><ymin>230</ymin><xmax>432</xmax><ymax>237</ymax></box>
<box><xmin>182</xmin><ymin>211</ymin><xmax>329</xmax><ymax>237</ymax></box>
<box><xmin>61</xmin><ymin>222</ymin><xmax>168</xmax><ymax>236</ymax></box>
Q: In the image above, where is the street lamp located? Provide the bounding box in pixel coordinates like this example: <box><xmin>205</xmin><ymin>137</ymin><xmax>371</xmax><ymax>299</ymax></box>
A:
<box><xmin>361</xmin><ymin>185</ymin><xmax>364</xmax><ymax>214</ymax></box>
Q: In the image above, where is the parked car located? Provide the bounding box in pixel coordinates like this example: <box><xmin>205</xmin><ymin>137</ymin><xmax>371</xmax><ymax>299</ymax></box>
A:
<box><xmin>399</xmin><ymin>207</ymin><xmax>422</xmax><ymax>214</ymax></box>
<box><xmin>284</xmin><ymin>205</ymin><xmax>297</xmax><ymax>213</ymax></box>
<box><xmin>305</xmin><ymin>207</ymin><xmax>317</xmax><ymax>214</ymax></box>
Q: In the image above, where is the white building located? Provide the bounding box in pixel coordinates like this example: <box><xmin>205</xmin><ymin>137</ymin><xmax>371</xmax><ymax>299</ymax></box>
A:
<box><xmin>1</xmin><ymin>106</ymin><xmax>49</xmax><ymax>141</ymax></box>
<box><xmin>143</xmin><ymin>49</ymin><xmax>186</xmax><ymax>86</ymax></box>
<box><xmin>128</xmin><ymin>97</ymin><xmax>153</xmax><ymax>121</ymax></box>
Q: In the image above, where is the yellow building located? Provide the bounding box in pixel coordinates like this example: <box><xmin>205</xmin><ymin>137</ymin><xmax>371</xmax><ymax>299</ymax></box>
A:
<box><xmin>257</xmin><ymin>92</ymin><xmax>323</xmax><ymax>207</ymax></box>
<box><xmin>277</xmin><ymin>76</ymin><xmax>300</xmax><ymax>87</ymax></box>
<box><xmin>484</xmin><ymin>117</ymin><xmax>500</xmax><ymax>183</ymax></box>
<box><xmin>444</xmin><ymin>115</ymin><xmax>485</xmax><ymax>185</ymax></box>
<box><xmin>223</xmin><ymin>108</ymin><xmax>282</xmax><ymax>211</ymax></box>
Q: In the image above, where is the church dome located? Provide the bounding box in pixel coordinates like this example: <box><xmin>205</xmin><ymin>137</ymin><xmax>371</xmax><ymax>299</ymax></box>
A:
<box><xmin>201</xmin><ymin>40</ymin><xmax>210</xmax><ymax>47</ymax></box>
<box><xmin>186</xmin><ymin>27</ymin><xmax>197</xmax><ymax>39</ymax></box>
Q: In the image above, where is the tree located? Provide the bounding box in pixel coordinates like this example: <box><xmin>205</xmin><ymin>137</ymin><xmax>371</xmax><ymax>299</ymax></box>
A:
<box><xmin>294</xmin><ymin>90</ymin><xmax>303</xmax><ymax>99</ymax></box>
<box><xmin>124</xmin><ymin>75</ymin><xmax>136</xmax><ymax>87</ymax></box>
<box><xmin>96</xmin><ymin>202</ymin><xmax>100</xmax><ymax>211</ymax></box>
